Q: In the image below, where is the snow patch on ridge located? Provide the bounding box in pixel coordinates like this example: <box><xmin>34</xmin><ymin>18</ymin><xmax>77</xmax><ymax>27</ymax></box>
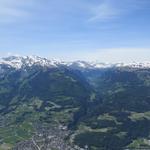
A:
<box><xmin>0</xmin><ymin>55</ymin><xmax>150</xmax><ymax>69</ymax></box>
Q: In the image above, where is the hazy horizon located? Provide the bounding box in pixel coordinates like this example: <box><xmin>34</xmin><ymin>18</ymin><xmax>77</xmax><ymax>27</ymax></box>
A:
<box><xmin>0</xmin><ymin>48</ymin><xmax>150</xmax><ymax>64</ymax></box>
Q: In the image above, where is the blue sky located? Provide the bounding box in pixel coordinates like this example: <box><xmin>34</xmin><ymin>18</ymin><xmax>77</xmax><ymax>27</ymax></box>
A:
<box><xmin>0</xmin><ymin>0</ymin><xmax>150</xmax><ymax>62</ymax></box>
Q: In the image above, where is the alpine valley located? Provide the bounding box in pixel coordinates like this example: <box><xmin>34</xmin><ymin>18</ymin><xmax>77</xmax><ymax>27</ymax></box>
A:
<box><xmin>0</xmin><ymin>56</ymin><xmax>150</xmax><ymax>150</ymax></box>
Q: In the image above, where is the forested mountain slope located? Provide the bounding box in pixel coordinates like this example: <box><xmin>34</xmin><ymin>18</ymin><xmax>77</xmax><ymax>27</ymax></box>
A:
<box><xmin>0</xmin><ymin>56</ymin><xmax>150</xmax><ymax>150</ymax></box>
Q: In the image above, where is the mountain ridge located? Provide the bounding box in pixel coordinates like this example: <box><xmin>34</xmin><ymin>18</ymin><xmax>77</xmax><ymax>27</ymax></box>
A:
<box><xmin>0</xmin><ymin>55</ymin><xmax>150</xmax><ymax>149</ymax></box>
<box><xmin>1</xmin><ymin>55</ymin><xmax>150</xmax><ymax>69</ymax></box>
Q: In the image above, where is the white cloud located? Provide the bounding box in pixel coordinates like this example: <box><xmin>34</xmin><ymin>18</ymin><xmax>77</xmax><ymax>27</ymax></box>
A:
<box><xmin>88</xmin><ymin>0</ymin><xmax>149</xmax><ymax>22</ymax></box>
<box><xmin>88</xmin><ymin>1</ymin><xmax>119</xmax><ymax>22</ymax></box>
<box><xmin>81</xmin><ymin>48</ymin><xmax>150</xmax><ymax>63</ymax></box>
<box><xmin>0</xmin><ymin>0</ymin><xmax>35</xmax><ymax>23</ymax></box>
<box><xmin>60</xmin><ymin>48</ymin><xmax>150</xmax><ymax>63</ymax></box>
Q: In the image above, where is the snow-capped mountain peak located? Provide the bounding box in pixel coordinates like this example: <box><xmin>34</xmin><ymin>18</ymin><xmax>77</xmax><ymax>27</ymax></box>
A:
<box><xmin>0</xmin><ymin>55</ymin><xmax>150</xmax><ymax>69</ymax></box>
<box><xmin>0</xmin><ymin>55</ymin><xmax>59</xmax><ymax>69</ymax></box>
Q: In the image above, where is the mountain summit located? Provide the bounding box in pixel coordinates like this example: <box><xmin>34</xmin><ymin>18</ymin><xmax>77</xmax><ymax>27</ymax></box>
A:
<box><xmin>0</xmin><ymin>55</ymin><xmax>59</xmax><ymax>69</ymax></box>
<box><xmin>0</xmin><ymin>55</ymin><xmax>150</xmax><ymax>70</ymax></box>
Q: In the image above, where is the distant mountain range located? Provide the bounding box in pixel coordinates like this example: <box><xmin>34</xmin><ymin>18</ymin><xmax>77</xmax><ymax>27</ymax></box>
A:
<box><xmin>1</xmin><ymin>55</ymin><xmax>150</xmax><ymax>70</ymax></box>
